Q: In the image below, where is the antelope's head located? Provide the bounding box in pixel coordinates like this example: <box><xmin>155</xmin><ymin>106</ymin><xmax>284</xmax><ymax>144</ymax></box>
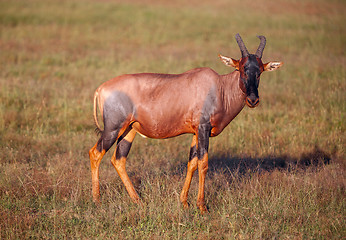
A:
<box><xmin>219</xmin><ymin>34</ymin><xmax>283</xmax><ymax>108</ymax></box>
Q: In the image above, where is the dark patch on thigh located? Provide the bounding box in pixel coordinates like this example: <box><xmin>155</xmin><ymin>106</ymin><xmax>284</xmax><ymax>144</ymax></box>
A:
<box><xmin>103</xmin><ymin>91</ymin><xmax>136</xmax><ymax>132</ymax></box>
<box><xmin>96</xmin><ymin>91</ymin><xmax>136</xmax><ymax>153</ymax></box>
<box><xmin>96</xmin><ymin>129</ymin><xmax>119</xmax><ymax>152</ymax></box>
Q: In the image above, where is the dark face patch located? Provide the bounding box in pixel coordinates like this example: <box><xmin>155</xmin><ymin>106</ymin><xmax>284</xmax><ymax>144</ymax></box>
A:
<box><xmin>239</xmin><ymin>54</ymin><xmax>263</xmax><ymax>107</ymax></box>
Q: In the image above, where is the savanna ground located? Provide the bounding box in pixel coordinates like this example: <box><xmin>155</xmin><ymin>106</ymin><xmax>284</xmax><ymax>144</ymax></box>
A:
<box><xmin>0</xmin><ymin>0</ymin><xmax>345</xmax><ymax>239</ymax></box>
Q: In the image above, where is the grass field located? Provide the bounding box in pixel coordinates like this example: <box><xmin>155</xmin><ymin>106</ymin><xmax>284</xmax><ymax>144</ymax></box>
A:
<box><xmin>0</xmin><ymin>0</ymin><xmax>345</xmax><ymax>238</ymax></box>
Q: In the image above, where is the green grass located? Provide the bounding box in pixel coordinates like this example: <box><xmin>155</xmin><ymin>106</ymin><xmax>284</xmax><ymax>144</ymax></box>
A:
<box><xmin>0</xmin><ymin>0</ymin><xmax>345</xmax><ymax>238</ymax></box>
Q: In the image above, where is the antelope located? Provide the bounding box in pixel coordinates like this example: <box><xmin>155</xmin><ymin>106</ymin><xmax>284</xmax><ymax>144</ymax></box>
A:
<box><xmin>89</xmin><ymin>34</ymin><xmax>283</xmax><ymax>213</ymax></box>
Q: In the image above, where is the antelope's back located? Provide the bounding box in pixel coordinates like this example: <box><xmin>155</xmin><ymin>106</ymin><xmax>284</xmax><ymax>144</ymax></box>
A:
<box><xmin>98</xmin><ymin>68</ymin><xmax>220</xmax><ymax>138</ymax></box>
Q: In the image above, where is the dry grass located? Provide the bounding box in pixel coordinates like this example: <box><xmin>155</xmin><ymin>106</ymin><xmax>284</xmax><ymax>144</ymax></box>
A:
<box><xmin>0</xmin><ymin>0</ymin><xmax>345</xmax><ymax>238</ymax></box>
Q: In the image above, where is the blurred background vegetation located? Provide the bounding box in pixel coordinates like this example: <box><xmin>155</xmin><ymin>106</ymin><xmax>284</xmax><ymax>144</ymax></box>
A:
<box><xmin>0</xmin><ymin>0</ymin><xmax>344</xmax><ymax>239</ymax></box>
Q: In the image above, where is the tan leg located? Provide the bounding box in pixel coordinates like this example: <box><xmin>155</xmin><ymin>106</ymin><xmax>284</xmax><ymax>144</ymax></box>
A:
<box><xmin>89</xmin><ymin>143</ymin><xmax>106</xmax><ymax>203</ymax></box>
<box><xmin>110</xmin><ymin>129</ymin><xmax>140</xmax><ymax>203</ymax></box>
<box><xmin>197</xmin><ymin>153</ymin><xmax>209</xmax><ymax>213</ymax></box>
<box><xmin>180</xmin><ymin>135</ymin><xmax>198</xmax><ymax>208</ymax></box>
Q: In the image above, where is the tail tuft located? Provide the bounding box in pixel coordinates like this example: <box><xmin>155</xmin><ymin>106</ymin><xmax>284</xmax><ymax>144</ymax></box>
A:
<box><xmin>93</xmin><ymin>90</ymin><xmax>103</xmax><ymax>135</ymax></box>
<box><xmin>94</xmin><ymin>126</ymin><xmax>103</xmax><ymax>136</ymax></box>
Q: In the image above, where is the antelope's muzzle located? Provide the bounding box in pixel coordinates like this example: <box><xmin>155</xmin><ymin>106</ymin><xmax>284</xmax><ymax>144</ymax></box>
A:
<box><xmin>246</xmin><ymin>95</ymin><xmax>259</xmax><ymax>108</ymax></box>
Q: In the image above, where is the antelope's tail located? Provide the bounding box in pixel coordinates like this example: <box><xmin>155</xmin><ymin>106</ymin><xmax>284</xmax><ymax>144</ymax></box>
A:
<box><xmin>93</xmin><ymin>91</ymin><xmax>103</xmax><ymax>135</ymax></box>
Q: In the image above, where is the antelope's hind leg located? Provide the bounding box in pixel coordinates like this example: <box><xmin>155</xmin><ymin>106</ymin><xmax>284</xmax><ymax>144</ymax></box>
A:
<box><xmin>110</xmin><ymin>128</ymin><xmax>140</xmax><ymax>203</ymax></box>
<box><xmin>89</xmin><ymin>130</ymin><xmax>118</xmax><ymax>203</ymax></box>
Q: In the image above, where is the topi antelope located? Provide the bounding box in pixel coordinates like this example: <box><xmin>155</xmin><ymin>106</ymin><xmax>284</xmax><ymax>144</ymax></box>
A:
<box><xmin>89</xmin><ymin>34</ymin><xmax>283</xmax><ymax>213</ymax></box>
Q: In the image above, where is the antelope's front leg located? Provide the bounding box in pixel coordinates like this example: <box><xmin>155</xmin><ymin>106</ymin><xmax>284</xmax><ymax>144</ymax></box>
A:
<box><xmin>196</xmin><ymin>124</ymin><xmax>211</xmax><ymax>213</ymax></box>
<box><xmin>111</xmin><ymin>128</ymin><xmax>140</xmax><ymax>203</ymax></box>
<box><xmin>180</xmin><ymin>135</ymin><xmax>198</xmax><ymax>208</ymax></box>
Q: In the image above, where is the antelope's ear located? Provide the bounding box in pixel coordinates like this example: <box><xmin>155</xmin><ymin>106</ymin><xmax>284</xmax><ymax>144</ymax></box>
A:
<box><xmin>219</xmin><ymin>54</ymin><xmax>239</xmax><ymax>70</ymax></box>
<box><xmin>263</xmin><ymin>61</ymin><xmax>283</xmax><ymax>72</ymax></box>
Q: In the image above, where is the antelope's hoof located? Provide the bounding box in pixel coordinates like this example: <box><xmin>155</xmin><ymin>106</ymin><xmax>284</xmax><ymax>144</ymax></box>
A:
<box><xmin>181</xmin><ymin>201</ymin><xmax>189</xmax><ymax>209</ymax></box>
<box><xmin>130</xmin><ymin>196</ymin><xmax>143</xmax><ymax>206</ymax></box>
<box><xmin>197</xmin><ymin>201</ymin><xmax>208</xmax><ymax>214</ymax></box>
<box><xmin>199</xmin><ymin>205</ymin><xmax>208</xmax><ymax>214</ymax></box>
<box><xmin>92</xmin><ymin>197</ymin><xmax>101</xmax><ymax>205</ymax></box>
<box><xmin>135</xmin><ymin>199</ymin><xmax>143</xmax><ymax>206</ymax></box>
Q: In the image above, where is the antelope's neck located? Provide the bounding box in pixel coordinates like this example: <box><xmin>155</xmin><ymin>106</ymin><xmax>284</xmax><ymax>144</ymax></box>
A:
<box><xmin>220</xmin><ymin>71</ymin><xmax>246</xmax><ymax>112</ymax></box>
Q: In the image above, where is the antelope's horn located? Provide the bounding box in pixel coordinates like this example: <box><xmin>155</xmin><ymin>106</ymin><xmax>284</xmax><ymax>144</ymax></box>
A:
<box><xmin>255</xmin><ymin>35</ymin><xmax>266</xmax><ymax>58</ymax></box>
<box><xmin>235</xmin><ymin>33</ymin><xmax>249</xmax><ymax>58</ymax></box>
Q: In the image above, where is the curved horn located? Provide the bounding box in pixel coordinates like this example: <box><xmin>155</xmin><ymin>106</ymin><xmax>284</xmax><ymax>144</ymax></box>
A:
<box><xmin>255</xmin><ymin>35</ymin><xmax>266</xmax><ymax>58</ymax></box>
<box><xmin>235</xmin><ymin>33</ymin><xmax>249</xmax><ymax>58</ymax></box>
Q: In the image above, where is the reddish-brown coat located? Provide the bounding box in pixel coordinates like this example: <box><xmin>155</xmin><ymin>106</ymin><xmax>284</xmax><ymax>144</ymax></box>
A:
<box><xmin>95</xmin><ymin>67</ymin><xmax>246</xmax><ymax>139</ymax></box>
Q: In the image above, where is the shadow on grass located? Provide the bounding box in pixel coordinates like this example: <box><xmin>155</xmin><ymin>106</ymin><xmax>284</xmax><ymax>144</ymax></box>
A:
<box><xmin>111</xmin><ymin>146</ymin><xmax>333</xmax><ymax>198</ymax></box>
<box><xmin>207</xmin><ymin>146</ymin><xmax>332</xmax><ymax>176</ymax></box>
